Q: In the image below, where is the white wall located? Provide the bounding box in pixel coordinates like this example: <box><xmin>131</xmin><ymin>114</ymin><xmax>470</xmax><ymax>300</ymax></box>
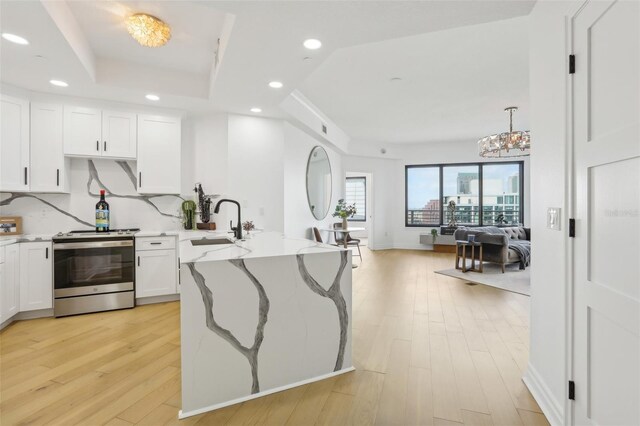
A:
<box><xmin>283</xmin><ymin>122</ymin><xmax>344</xmax><ymax>241</ymax></box>
<box><xmin>524</xmin><ymin>1</ymin><xmax>583</xmax><ymax>425</ymax></box>
<box><xmin>227</xmin><ymin>115</ymin><xmax>285</xmax><ymax>232</ymax></box>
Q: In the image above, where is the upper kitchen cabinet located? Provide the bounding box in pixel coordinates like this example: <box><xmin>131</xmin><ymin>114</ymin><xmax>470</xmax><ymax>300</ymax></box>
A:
<box><xmin>102</xmin><ymin>110</ymin><xmax>137</xmax><ymax>158</ymax></box>
<box><xmin>30</xmin><ymin>103</ymin><xmax>70</xmax><ymax>193</ymax></box>
<box><xmin>0</xmin><ymin>94</ymin><xmax>30</xmax><ymax>192</ymax></box>
<box><xmin>64</xmin><ymin>106</ymin><xmax>102</xmax><ymax>157</ymax></box>
<box><xmin>137</xmin><ymin>115</ymin><xmax>181</xmax><ymax>194</ymax></box>
<box><xmin>63</xmin><ymin>107</ymin><xmax>137</xmax><ymax>159</ymax></box>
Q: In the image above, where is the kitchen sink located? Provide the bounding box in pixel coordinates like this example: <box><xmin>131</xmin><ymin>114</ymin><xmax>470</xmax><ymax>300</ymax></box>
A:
<box><xmin>190</xmin><ymin>238</ymin><xmax>235</xmax><ymax>246</ymax></box>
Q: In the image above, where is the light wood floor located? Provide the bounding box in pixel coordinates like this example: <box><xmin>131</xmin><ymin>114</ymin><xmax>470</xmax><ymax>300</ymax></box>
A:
<box><xmin>0</xmin><ymin>246</ymin><xmax>548</xmax><ymax>426</ymax></box>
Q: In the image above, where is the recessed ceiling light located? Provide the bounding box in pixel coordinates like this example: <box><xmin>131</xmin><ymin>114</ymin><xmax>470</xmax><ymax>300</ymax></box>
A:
<box><xmin>268</xmin><ymin>81</ymin><xmax>283</xmax><ymax>89</ymax></box>
<box><xmin>250</xmin><ymin>107</ymin><xmax>262</xmax><ymax>113</ymax></box>
<box><xmin>303</xmin><ymin>39</ymin><xmax>322</xmax><ymax>50</ymax></box>
<box><xmin>145</xmin><ymin>94</ymin><xmax>160</xmax><ymax>101</ymax></box>
<box><xmin>2</xmin><ymin>33</ymin><xmax>29</xmax><ymax>45</ymax></box>
<box><xmin>49</xmin><ymin>80</ymin><xmax>68</xmax><ymax>87</ymax></box>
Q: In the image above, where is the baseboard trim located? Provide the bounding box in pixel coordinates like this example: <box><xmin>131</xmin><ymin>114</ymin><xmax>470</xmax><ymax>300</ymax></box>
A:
<box><xmin>523</xmin><ymin>363</ymin><xmax>564</xmax><ymax>426</ymax></box>
<box><xmin>1</xmin><ymin>308</ymin><xmax>54</xmax><ymax>331</ymax></box>
<box><xmin>178</xmin><ymin>366</ymin><xmax>356</xmax><ymax>419</ymax></box>
<box><xmin>136</xmin><ymin>294</ymin><xmax>180</xmax><ymax>305</ymax></box>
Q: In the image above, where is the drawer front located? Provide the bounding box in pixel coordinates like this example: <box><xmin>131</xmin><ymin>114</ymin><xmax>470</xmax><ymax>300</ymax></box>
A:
<box><xmin>136</xmin><ymin>236</ymin><xmax>176</xmax><ymax>251</ymax></box>
<box><xmin>0</xmin><ymin>246</ymin><xmax>5</xmax><ymax>264</ymax></box>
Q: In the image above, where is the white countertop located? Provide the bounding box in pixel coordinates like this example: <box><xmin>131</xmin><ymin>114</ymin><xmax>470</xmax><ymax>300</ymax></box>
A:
<box><xmin>179</xmin><ymin>230</ymin><xmax>343</xmax><ymax>263</ymax></box>
<box><xmin>0</xmin><ymin>234</ymin><xmax>53</xmax><ymax>245</ymax></box>
<box><xmin>135</xmin><ymin>230</ymin><xmax>180</xmax><ymax>237</ymax></box>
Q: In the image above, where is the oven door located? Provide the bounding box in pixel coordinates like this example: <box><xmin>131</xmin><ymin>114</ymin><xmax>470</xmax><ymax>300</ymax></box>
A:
<box><xmin>53</xmin><ymin>239</ymin><xmax>134</xmax><ymax>298</ymax></box>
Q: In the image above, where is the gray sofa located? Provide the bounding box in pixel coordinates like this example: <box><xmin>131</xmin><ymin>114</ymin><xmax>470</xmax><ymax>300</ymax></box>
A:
<box><xmin>453</xmin><ymin>226</ymin><xmax>531</xmax><ymax>272</ymax></box>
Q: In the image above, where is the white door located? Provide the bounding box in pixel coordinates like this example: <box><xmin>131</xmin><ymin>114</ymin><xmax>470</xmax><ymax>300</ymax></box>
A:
<box><xmin>136</xmin><ymin>249</ymin><xmax>178</xmax><ymax>298</ymax></box>
<box><xmin>137</xmin><ymin>115</ymin><xmax>181</xmax><ymax>194</ymax></box>
<box><xmin>572</xmin><ymin>1</ymin><xmax>639</xmax><ymax>425</ymax></box>
<box><xmin>102</xmin><ymin>111</ymin><xmax>137</xmax><ymax>159</ymax></box>
<box><xmin>0</xmin><ymin>94</ymin><xmax>29</xmax><ymax>192</ymax></box>
<box><xmin>0</xmin><ymin>244</ymin><xmax>20</xmax><ymax>323</ymax></box>
<box><xmin>30</xmin><ymin>103</ymin><xmax>68</xmax><ymax>193</ymax></box>
<box><xmin>20</xmin><ymin>242</ymin><xmax>53</xmax><ymax>311</ymax></box>
<box><xmin>63</xmin><ymin>106</ymin><xmax>102</xmax><ymax>157</ymax></box>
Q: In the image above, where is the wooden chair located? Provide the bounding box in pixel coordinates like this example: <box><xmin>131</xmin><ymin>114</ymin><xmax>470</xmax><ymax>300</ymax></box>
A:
<box><xmin>332</xmin><ymin>223</ymin><xmax>363</xmax><ymax>260</ymax></box>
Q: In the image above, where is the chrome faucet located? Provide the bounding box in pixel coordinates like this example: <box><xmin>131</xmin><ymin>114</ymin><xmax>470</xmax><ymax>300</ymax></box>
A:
<box><xmin>213</xmin><ymin>199</ymin><xmax>242</xmax><ymax>240</ymax></box>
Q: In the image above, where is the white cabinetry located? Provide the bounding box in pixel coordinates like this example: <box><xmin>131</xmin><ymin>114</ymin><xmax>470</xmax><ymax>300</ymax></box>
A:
<box><xmin>19</xmin><ymin>241</ymin><xmax>53</xmax><ymax>312</ymax></box>
<box><xmin>0</xmin><ymin>94</ymin><xmax>30</xmax><ymax>192</ymax></box>
<box><xmin>30</xmin><ymin>103</ymin><xmax>70</xmax><ymax>193</ymax></box>
<box><xmin>64</xmin><ymin>106</ymin><xmax>102</xmax><ymax>157</ymax></box>
<box><xmin>64</xmin><ymin>107</ymin><xmax>137</xmax><ymax>159</ymax></box>
<box><xmin>135</xmin><ymin>236</ymin><xmax>178</xmax><ymax>298</ymax></box>
<box><xmin>102</xmin><ymin>111</ymin><xmax>137</xmax><ymax>158</ymax></box>
<box><xmin>137</xmin><ymin>115</ymin><xmax>181</xmax><ymax>194</ymax></box>
<box><xmin>0</xmin><ymin>244</ymin><xmax>20</xmax><ymax>323</ymax></box>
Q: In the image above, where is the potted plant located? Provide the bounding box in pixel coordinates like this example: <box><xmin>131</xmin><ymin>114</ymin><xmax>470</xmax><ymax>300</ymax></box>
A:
<box><xmin>242</xmin><ymin>220</ymin><xmax>255</xmax><ymax>238</ymax></box>
<box><xmin>431</xmin><ymin>228</ymin><xmax>438</xmax><ymax>244</ymax></box>
<box><xmin>332</xmin><ymin>199</ymin><xmax>357</xmax><ymax>229</ymax></box>
<box><xmin>181</xmin><ymin>200</ymin><xmax>197</xmax><ymax>230</ymax></box>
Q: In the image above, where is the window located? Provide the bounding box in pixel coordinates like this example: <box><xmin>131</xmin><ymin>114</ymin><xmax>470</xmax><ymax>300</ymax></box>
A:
<box><xmin>406</xmin><ymin>166</ymin><xmax>440</xmax><ymax>225</ymax></box>
<box><xmin>443</xmin><ymin>165</ymin><xmax>480</xmax><ymax>225</ymax></box>
<box><xmin>405</xmin><ymin>161</ymin><xmax>524</xmax><ymax>227</ymax></box>
<box><xmin>345</xmin><ymin>177</ymin><xmax>366</xmax><ymax>221</ymax></box>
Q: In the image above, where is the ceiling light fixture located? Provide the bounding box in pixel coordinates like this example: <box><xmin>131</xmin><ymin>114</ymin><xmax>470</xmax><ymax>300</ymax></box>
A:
<box><xmin>478</xmin><ymin>107</ymin><xmax>530</xmax><ymax>158</ymax></box>
<box><xmin>268</xmin><ymin>81</ymin><xmax>283</xmax><ymax>89</ymax></box>
<box><xmin>2</xmin><ymin>33</ymin><xmax>29</xmax><ymax>45</ymax></box>
<box><xmin>49</xmin><ymin>80</ymin><xmax>68</xmax><ymax>87</ymax></box>
<box><xmin>303</xmin><ymin>39</ymin><xmax>322</xmax><ymax>50</ymax></box>
<box><xmin>250</xmin><ymin>107</ymin><xmax>262</xmax><ymax>113</ymax></box>
<box><xmin>126</xmin><ymin>13</ymin><xmax>171</xmax><ymax>48</ymax></box>
<box><xmin>145</xmin><ymin>94</ymin><xmax>160</xmax><ymax>101</ymax></box>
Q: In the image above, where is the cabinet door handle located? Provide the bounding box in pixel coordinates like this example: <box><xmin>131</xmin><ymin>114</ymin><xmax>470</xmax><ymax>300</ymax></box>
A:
<box><xmin>104</xmin><ymin>141</ymin><xmax>107</xmax><ymax>151</ymax></box>
<box><xmin>138</xmin><ymin>256</ymin><xmax>140</xmax><ymax>267</ymax></box>
<box><xmin>96</xmin><ymin>140</ymin><xmax>99</xmax><ymax>151</ymax></box>
<box><xmin>150</xmin><ymin>242</ymin><xmax>162</xmax><ymax>245</ymax></box>
<box><xmin>139</xmin><ymin>172</ymin><xmax>142</xmax><ymax>187</ymax></box>
<box><xmin>56</xmin><ymin>169</ymin><xmax>60</xmax><ymax>186</ymax></box>
<box><xmin>45</xmin><ymin>247</ymin><xmax>49</xmax><ymax>259</ymax></box>
<box><xmin>24</xmin><ymin>167</ymin><xmax>27</xmax><ymax>185</ymax></box>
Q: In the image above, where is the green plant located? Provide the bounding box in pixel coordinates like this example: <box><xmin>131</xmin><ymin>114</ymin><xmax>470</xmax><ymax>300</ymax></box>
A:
<box><xmin>332</xmin><ymin>199</ymin><xmax>357</xmax><ymax>219</ymax></box>
<box><xmin>181</xmin><ymin>200</ymin><xmax>197</xmax><ymax>230</ymax></box>
<box><xmin>431</xmin><ymin>228</ymin><xmax>438</xmax><ymax>243</ymax></box>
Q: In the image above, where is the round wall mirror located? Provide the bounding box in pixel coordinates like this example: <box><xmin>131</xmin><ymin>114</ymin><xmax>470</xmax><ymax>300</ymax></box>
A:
<box><xmin>306</xmin><ymin>146</ymin><xmax>332</xmax><ymax>220</ymax></box>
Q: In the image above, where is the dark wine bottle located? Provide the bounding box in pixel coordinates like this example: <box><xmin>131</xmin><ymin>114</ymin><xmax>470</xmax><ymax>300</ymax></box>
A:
<box><xmin>96</xmin><ymin>189</ymin><xmax>110</xmax><ymax>232</ymax></box>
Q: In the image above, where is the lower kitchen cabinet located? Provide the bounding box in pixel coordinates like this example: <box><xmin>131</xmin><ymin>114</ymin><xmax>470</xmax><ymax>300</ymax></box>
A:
<box><xmin>19</xmin><ymin>241</ymin><xmax>53</xmax><ymax>312</ymax></box>
<box><xmin>0</xmin><ymin>244</ymin><xmax>20</xmax><ymax>323</ymax></box>
<box><xmin>135</xmin><ymin>247</ymin><xmax>178</xmax><ymax>298</ymax></box>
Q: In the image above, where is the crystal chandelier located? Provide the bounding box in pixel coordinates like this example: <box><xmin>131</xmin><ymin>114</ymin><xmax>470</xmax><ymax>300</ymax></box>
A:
<box><xmin>478</xmin><ymin>107</ymin><xmax>530</xmax><ymax>158</ymax></box>
<box><xmin>126</xmin><ymin>13</ymin><xmax>171</xmax><ymax>48</ymax></box>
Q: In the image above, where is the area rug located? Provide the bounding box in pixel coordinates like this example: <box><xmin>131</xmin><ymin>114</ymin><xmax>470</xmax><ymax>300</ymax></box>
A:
<box><xmin>435</xmin><ymin>262</ymin><xmax>530</xmax><ymax>296</ymax></box>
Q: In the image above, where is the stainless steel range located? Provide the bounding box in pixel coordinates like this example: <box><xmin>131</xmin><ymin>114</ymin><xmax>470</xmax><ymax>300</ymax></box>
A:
<box><xmin>52</xmin><ymin>229</ymin><xmax>138</xmax><ymax>317</ymax></box>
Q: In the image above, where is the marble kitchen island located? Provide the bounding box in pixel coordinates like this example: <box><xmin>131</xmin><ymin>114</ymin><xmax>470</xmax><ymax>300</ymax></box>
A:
<box><xmin>178</xmin><ymin>231</ymin><xmax>353</xmax><ymax>418</ymax></box>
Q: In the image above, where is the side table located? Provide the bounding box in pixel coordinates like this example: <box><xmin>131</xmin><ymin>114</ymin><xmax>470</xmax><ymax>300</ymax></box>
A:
<box><xmin>455</xmin><ymin>240</ymin><xmax>483</xmax><ymax>273</ymax></box>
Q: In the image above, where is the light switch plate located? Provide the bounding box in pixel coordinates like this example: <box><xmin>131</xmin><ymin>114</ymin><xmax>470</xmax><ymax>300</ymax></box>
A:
<box><xmin>547</xmin><ymin>207</ymin><xmax>561</xmax><ymax>230</ymax></box>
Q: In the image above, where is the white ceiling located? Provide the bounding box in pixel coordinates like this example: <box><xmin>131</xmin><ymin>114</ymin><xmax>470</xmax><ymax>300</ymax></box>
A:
<box><xmin>299</xmin><ymin>16</ymin><xmax>531</xmax><ymax>144</ymax></box>
<box><xmin>68</xmin><ymin>1</ymin><xmax>226</xmax><ymax>75</ymax></box>
<box><xmin>0</xmin><ymin>0</ymin><xmax>535</xmax><ymax>143</ymax></box>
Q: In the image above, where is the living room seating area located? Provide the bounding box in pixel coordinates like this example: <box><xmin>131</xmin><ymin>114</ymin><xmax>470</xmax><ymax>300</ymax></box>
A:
<box><xmin>454</xmin><ymin>226</ymin><xmax>531</xmax><ymax>272</ymax></box>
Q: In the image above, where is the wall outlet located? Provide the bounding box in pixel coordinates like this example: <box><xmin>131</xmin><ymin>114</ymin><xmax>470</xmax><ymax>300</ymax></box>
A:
<box><xmin>547</xmin><ymin>207</ymin><xmax>561</xmax><ymax>231</ymax></box>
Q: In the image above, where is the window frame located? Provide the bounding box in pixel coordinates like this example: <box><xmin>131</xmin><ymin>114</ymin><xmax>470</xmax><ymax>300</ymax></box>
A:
<box><xmin>345</xmin><ymin>176</ymin><xmax>367</xmax><ymax>222</ymax></box>
<box><xmin>404</xmin><ymin>161</ymin><xmax>524</xmax><ymax>228</ymax></box>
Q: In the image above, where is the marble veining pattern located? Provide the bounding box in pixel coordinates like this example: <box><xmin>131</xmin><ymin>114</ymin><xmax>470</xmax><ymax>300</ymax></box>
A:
<box><xmin>186</xmin><ymin>260</ymin><xmax>270</xmax><ymax>394</ymax></box>
<box><xmin>1</xmin><ymin>159</ymin><xmax>184</xmax><ymax>232</ymax></box>
<box><xmin>296</xmin><ymin>250</ymin><xmax>349</xmax><ymax>371</ymax></box>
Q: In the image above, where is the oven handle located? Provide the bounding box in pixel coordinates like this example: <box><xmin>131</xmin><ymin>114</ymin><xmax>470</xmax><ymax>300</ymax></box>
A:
<box><xmin>54</xmin><ymin>240</ymin><xmax>133</xmax><ymax>250</ymax></box>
